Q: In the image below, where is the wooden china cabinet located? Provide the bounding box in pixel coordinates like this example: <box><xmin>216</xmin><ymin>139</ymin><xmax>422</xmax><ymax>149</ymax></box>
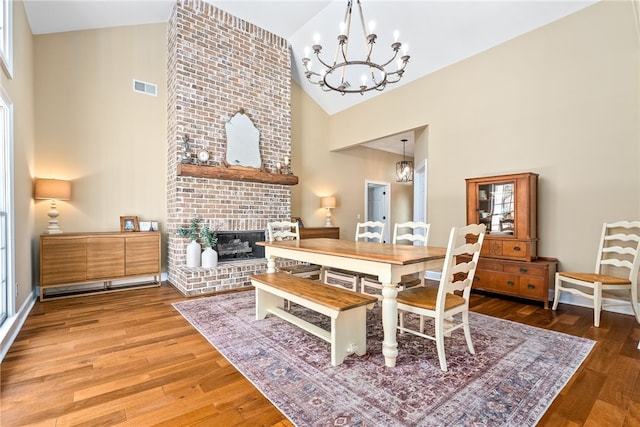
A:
<box><xmin>463</xmin><ymin>172</ymin><xmax>557</xmax><ymax>308</ymax></box>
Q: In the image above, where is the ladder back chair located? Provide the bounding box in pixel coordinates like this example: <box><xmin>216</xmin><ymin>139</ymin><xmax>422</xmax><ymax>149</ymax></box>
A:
<box><xmin>322</xmin><ymin>221</ymin><xmax>386</xmax><ymax>291</ymax></box>
<box><xmin>355</xmin><ymin>220</ymin><xmax>386</xmax><ymax>242</ymax></box>
<box><xmin>552</xmin><ymin>220</ymin><xmax>640</xmax><ymax>327</ymax></box>
<box><xmin>361</xmin><ymin>221</ymin><xmax>432</xmax><ymax>299</ymax></box>
<box><xmin>267</xmin><ymin>221</ymin><xmax>321</xmax><ymax>279</ymax></box>
<box><xmin>396</xmin><ymin>223</ymin><xmax>486</xmax><ymax>372</ymax></box>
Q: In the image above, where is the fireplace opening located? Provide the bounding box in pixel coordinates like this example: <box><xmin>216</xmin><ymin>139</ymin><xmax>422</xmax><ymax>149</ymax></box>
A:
<box><xmin>216</xmin><ymin>230</ymin><xmax>266</xmax><ymax>262</ymax></box>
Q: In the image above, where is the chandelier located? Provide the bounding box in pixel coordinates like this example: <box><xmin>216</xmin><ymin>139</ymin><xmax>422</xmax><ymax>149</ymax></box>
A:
<box><xmin>396</xmin><ymin>139</ymin><xmax>413</xmax><ymax>182</ymax></box>
<box><xmin>301</xmin><ymin>0</ymin><xmax>410</xmax><ymax>95</ymax></box>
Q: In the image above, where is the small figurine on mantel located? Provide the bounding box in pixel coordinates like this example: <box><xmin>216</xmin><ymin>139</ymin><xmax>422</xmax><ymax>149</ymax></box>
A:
<box><xmin>180</xmin><ymin>134</ymin><xmax>193</xmax><ymax>164</ymax></box>
<box><xmin>284</xmin><ymin>156</ymin><xmax>293</xmax><ymax>175</ymax></box>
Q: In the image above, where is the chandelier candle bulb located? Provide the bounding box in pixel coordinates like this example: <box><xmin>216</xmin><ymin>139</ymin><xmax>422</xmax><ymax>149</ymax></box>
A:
<box><xmin>284</xmin><ymin>156</ymin><xmax>289</xmax><ymax>166</ymax></box>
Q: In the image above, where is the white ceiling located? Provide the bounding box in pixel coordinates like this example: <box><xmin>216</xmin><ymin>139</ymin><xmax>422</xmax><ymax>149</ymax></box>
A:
<box><xmin>22</xmin><ymin>0</ymin><xmax>598</xmax><ymax>155</ymax></box>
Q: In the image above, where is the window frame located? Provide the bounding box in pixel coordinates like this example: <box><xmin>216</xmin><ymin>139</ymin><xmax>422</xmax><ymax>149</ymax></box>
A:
<box><xmin>0</xmin><ymin>0</ymin><xmax>13</xmax><ymax>78</ymax></box>
<box><xmin>0</xmin><ymin>86</ymin><xmax>14</xmax><ymax>329</ymax></box>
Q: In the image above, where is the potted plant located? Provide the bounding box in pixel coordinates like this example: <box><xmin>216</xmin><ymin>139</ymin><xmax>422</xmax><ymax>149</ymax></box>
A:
<box><xmin>200</xmin><ymin>224</ymin><xmax>218</xmax><ymax>268</ymax></box>
<box><xmin>177</xmin><ymin>218</ymin><xmax>202</xmax><ymax>267</ymax></box>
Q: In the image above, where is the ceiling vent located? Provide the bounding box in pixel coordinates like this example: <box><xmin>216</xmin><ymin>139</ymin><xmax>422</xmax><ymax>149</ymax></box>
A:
<box><xmin>133</xmin><ymin>79</ymin><xmax>157</xmax><ymax>96</ymax></box>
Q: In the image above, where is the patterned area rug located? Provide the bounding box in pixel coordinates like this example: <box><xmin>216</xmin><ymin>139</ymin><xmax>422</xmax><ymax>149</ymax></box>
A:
<box><xmin>173</xmin><ymin>291</ymin><xmax>594</xmax><ymax>427</ymax></box>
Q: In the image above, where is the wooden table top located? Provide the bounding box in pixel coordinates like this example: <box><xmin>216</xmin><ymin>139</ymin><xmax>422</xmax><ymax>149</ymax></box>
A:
<box><xmin>257</xmin><ymin>238</ymin><xmax>447</xmax><ymax>266</ymax></box>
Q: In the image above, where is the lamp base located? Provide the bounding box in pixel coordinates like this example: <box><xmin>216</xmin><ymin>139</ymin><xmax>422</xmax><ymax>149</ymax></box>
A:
<box><xmin>324</xmin><ymin>210</ymin><xmax>334</xmax><ymax>228</ymax></box>
<box><xmin>45</xmin><ymin>202</ymin><xmax>64</xmax><ymax>234</ymax></box>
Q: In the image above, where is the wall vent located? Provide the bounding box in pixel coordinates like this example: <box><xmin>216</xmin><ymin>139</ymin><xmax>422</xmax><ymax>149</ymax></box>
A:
<box><xmin>133</xmin><ymin>79</ymin><xmax>157</xmax><ymax>96</ymax></box>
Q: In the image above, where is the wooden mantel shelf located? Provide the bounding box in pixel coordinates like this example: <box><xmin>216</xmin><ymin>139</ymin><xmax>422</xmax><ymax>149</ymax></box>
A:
<box><xmin>177</xmin><ymin>163</ymin><xmax>299</xmax><ymax>185</ymax></box>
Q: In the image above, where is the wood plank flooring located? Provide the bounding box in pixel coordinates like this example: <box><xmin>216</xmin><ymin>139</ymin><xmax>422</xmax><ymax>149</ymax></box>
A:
<box><xmin>1</xmin><ymin>283</ymin><xmax>640</xmax><ymax>426</ymax></box>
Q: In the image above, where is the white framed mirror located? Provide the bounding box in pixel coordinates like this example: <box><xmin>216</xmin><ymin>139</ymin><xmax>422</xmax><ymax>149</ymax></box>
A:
<box><xmin>225</xmin><ymin>109</ymin><xmax>261</xmax><ymax>168</ymax></box>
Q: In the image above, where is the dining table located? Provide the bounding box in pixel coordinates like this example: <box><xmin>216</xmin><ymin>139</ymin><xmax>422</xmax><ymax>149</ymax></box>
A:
<box><xmin>256</xmin><ymin>238</ymin><xmax>447</xmax><ymax>367</ymax></box>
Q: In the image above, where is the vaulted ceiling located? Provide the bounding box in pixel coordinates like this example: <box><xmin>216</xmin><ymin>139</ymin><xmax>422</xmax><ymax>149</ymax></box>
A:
<box><xmin>23</xmin><ymin>0</ymin><xmax>598</xmax><ymax>153</ymax></box>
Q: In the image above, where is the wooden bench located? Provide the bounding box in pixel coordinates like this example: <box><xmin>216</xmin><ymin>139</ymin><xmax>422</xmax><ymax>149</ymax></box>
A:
<box><xmin>250</xmin><ymin>272</ymin><xmax>378</xmax><ymax>366</ymax></box>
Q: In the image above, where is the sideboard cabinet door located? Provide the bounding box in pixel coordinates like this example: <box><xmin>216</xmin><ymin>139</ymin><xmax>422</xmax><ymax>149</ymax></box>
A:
<box><xmin>41</xmin><ymin>237</ymin><xmax>87</xmax><ymax>285</ymax></box>
<box><xmin>126</xmin><ymin>234</ymin><xmax>161</xmax><ymax>276</ymax></box>
<box><xmin>87</xmin><ymin>237</ymin><xmax>125</xmax><ymax>279</ymax></box>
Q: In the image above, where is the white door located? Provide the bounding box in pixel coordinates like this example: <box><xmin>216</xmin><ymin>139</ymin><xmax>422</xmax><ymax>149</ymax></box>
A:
<box><xmin>365</xmin><ymin>180</ymin><xmax>390</xmax><ymax>243</ymax></box>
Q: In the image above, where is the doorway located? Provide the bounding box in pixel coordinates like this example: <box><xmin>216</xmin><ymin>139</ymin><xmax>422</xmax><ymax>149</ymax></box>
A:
<box><xmin>413</xmin><ymin>160</ymin><xmax>427</xmax><ymax>224</ymax></box>
<box><xmin>364</xmin><ymin>180</ymin><xmax>390</xmax><ymax>243</ymax></box>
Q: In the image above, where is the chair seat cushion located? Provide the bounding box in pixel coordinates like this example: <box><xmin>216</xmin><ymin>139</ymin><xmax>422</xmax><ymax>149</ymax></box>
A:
<box><xmin>397</xmin><ymin>286</ymin><xmax>465</xmax><ymax>311</ymax></box>
<box><xmin>559</xmin><ymin>272</ymin><xmax>631</xmax><ymax>285</ymax></box>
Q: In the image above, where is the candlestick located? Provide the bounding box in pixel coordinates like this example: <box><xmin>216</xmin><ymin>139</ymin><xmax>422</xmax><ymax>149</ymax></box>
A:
<box><xmin>284</xmin><ymin>156</ymin><xmax>289</xmax><ymax>166</ymax></box>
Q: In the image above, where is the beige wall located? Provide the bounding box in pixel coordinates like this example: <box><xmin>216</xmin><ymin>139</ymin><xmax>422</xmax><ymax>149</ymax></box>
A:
<box><xmin>296</xmin><ymin>1</ymin><xmax>639</xmax><ymax>271</ymax></box>
<box><xmin>15</xmin><ymin>0</ymin><xmax>638</xmax><ymax>297</ymax></box>
<box><xmin>33</xmin><ymin>24</ymin><xmax>168</xmax><ymax>274</ymax></box>
<box><xmin>291</xmin><ymin>83</ymin><xmax>414</xmax><ymax>240</ymax></box>
<box><xmin>2</xmin><ymin>1</ymin><xmax>35</xmax><ymax>308</ymax></box>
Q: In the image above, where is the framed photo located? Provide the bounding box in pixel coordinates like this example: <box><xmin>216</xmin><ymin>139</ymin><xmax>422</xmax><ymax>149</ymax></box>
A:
<box><xmin>120</xmin><ymin>216</ymin><xmax>139</xmax><ymax>232</ymax></box>
<box><xmin>291</xmin><ymin>217</ymin><xmax>304</xmax><ymax>228</ymax></box>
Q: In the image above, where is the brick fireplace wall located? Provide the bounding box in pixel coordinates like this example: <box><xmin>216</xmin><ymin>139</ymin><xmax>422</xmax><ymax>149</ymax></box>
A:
<box><xmin>167</xmin><ymin>0</ymin><xmax>292</xmax><ymax>296</ymax></box>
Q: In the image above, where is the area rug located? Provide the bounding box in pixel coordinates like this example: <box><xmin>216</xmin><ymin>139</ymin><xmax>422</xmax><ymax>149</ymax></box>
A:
<box><xmin>173</xmin><ymin>291</ymin><xmax>594</xmax><ymax>427</ymax></box>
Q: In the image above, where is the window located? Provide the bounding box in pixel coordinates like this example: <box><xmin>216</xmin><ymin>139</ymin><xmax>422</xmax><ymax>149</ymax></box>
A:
<box><xmin>0</xmin><ymin>87</ymin><xmax>13</xmax><ymax>328</ymax></box>
<box><xmin>0</xmin><ymin>0</ymin><xmax>12</xmax><ymax>78</ymax></box>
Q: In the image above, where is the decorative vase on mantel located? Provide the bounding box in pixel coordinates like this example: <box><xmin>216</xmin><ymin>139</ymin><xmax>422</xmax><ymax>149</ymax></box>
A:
<box><xmin>201</xmin><ymin>246</ymin><xmax>218</xmax><ymax>268</ymax></box>
<box><xmin>186</xmin><ymin>240</ymin><xmax>201</xmax><ymax>268</ymax></box>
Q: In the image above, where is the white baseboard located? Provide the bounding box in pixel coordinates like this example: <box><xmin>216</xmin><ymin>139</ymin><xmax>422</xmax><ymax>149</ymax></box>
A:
<box><xmin>0</xmin><ymin>288</ymin><xmax>37</xmax><ymax>362</ymax></box>
<box><xmin>425</xmin><ymin>270</ymin><xmax>442</xmax><ymax>281</ymax></box>
<box><xmin>553</xmin><ymin>291</ymin><xmax>638</xmax><ymax>318</ymax></box>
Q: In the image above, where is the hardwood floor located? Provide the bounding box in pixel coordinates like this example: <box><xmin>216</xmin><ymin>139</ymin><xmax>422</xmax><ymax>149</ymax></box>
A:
<box><xmin>1</xmin><ymin>283</ymin><xmax>640</xmax><ymax>426</ymax></box>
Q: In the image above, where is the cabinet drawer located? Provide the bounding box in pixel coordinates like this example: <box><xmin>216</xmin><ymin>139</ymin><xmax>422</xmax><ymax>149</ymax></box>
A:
<box><xmin>518</xmin><ymin>276</ymin><xmax>546</xmax><ymax>299</ymax></box>
<box><xmin>477</xmin><ymin>258</ymin><xmax>504</xmax><ymax>272</ymax></box>
<box><xmin>472</xmin><ymin>271</ymin><xmax>517</xmax><ymax>292</ymax></box>
<box><xmin>502</xmin><ymin>241</ymin><xmax>529</xmax><ymax>259</ymax></box>
<box><xmin>503</xmin><ymin>263</ymin><xmax>545</xmax><ymax>277</ymax></box>
<box><xmin>489</xmin><ymin>272</ymin><xmax>520</xmax><ymax>294</ymax></box>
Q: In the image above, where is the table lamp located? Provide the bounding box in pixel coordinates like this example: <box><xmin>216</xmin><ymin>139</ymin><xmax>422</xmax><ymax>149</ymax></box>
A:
<box><xmin>321</xmin><ymin>196</ymin><xmax>336</xmax><ymax>227</ymax></box>
<box><xmin>35</xmin><ymin>178</ymin><xmax>71</xmax><ymax>234</ymax></box>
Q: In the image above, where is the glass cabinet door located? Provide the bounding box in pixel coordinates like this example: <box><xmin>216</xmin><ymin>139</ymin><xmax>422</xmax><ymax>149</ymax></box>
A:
<box><xmin>477</xmin><ymin>181</ymin><xmax>514</xmax><ymax>235</ymax></box>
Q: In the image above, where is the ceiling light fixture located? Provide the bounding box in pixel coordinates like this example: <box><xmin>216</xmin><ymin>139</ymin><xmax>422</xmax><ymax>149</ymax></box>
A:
<box><xmin>396</xmin><ymin>139</ymin><xmax>413</xmax><ymax>182</ymax></box>
<box><xmin>302</xmin><ymin>0</ymin><xmax>410</xmax><ymax>95</ymax></box>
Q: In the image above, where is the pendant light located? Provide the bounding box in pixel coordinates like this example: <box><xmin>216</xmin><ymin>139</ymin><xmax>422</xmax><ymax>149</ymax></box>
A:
<box><xmin>396</xmin><ymin>139</ymin><xmax>413</xmax><ymax>182</ymax></box>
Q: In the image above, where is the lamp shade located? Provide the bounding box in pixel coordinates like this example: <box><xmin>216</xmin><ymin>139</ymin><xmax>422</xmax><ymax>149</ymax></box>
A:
<box><xmin>34</xmin><ymin>179</ymin><xmax>71</xmax><ymax>200</ymax></box>
<box><xmin>321</xmin><ymin>196</ymin><xmax>336</xmax><ymax>209</ymax></box>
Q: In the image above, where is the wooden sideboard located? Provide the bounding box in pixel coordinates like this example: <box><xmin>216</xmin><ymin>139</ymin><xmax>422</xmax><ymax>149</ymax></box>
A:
<box><xmin>299</xmin><ymin>227</ymin><xmax>340</xmax><ymax>239</ymax></box>
<box><xmin>40</xmin><ymin>231</ymin><xmax>161</xmax><ymax>301</ymax></box>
